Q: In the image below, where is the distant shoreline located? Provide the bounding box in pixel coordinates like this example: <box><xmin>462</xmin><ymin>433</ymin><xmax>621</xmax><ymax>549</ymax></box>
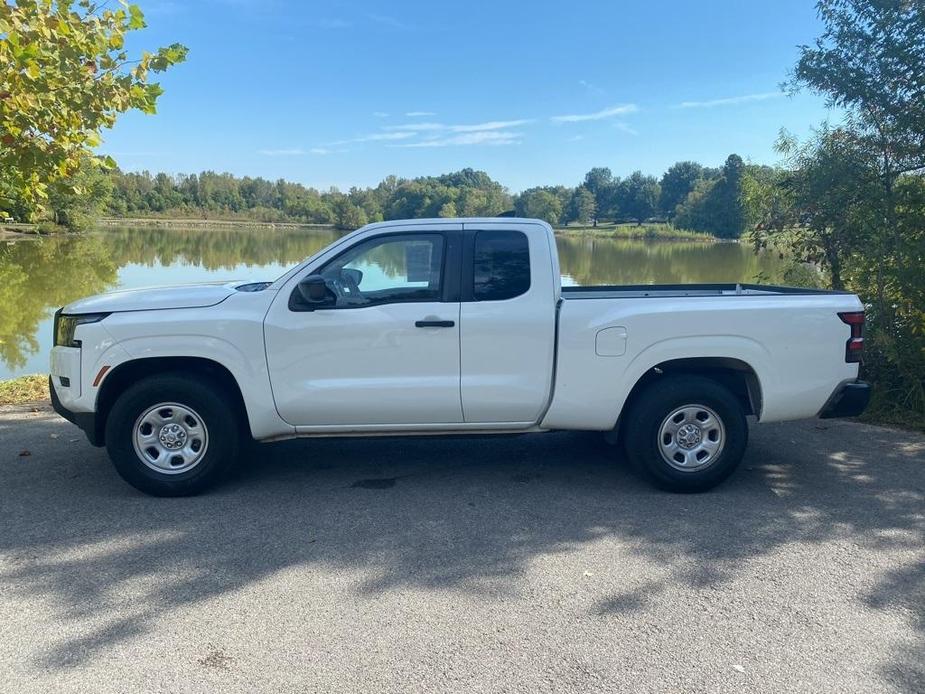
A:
<box><xmin>96</xmin><ymin>217</ymin><xmax>338</xmax><ymax>231</ymax></box>
<box><xmin>3</xmin><ymin>217</ymin><xmax>718</xmax><ymax>242</ymax></box>
<box><xmin>554</xmin><ymin>224</ymin><xmax>715</xmax><ymax>242</ymax></box>
<box><xmin>99</xmin><ymin>217</ymin><xmax>717</xmax><ymax>240</ymax></box>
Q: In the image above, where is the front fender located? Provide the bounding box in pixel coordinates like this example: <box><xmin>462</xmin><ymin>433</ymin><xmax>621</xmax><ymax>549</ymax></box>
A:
<box><xmin>82</xmin><ymin>299</ymin><xmax>293</xmax><ymax>440</ymax></box>
<box><xmin>97</xmin><ymin>335</ymin><xmax>291</xmax><ymax>440</ymax></box>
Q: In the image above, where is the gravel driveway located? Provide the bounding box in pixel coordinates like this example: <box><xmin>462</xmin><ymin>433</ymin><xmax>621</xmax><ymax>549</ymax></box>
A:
<box><xmin>1</xmin><ymin>405</ymin><xmax>923</xmax><ymax>693</ymax></box>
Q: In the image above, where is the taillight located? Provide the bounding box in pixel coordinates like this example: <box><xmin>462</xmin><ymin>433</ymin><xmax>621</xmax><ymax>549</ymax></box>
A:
<box><xmin>838</xmin><ymin>311</ymin><xmax>864</xmax><ymax>363</ymax></box>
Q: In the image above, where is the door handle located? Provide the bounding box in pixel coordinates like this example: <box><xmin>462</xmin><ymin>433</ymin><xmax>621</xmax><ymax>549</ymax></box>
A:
<box><xmin>415</xmin><ymin>320</ymin><xmax>455</xmax><ymax>328</ymax></box>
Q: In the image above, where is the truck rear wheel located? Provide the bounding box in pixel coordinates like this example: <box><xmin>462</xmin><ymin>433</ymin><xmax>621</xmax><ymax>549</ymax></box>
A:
<box><xmin>104</xmin><ymin>373</ymin><xmax>240</xmax><ymax>496</ymax></box>
<box><xmin>622</xmin><ymin>375</ymin><xmax>747</xmax><ymax>492</ymax></box>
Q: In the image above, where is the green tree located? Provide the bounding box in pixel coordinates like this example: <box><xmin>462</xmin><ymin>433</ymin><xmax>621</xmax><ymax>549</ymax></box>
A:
<box><xmin>710</xmin><ymin>154</ymin><xmax>747</xmax><ymax>237</ymax></box>
<box><xmin>785</xmin><ymin>0</ymin><xmax>925</xmax><ymax>420</ymax></box>
<box><xmin>566</xmin><ymin>186</ymin><xmax>596</xmax><ymax>224</ymax></box>
<box><xmin>330</xmin><ymin>195</ymin><xmax>368</xmax><ymax>230</ymax></box>
<box><xmin>614</xmin><ymin>171</ymin><xmax>660</xmax><ymax>224</ymax></box>
<box><xmin>47</xmin><ymin>154</ymin><xmax>114</xmax><ymax>231</ymax></box>
<box><xmin>741</xmin><ymin>164</ymin><xmax>793</xmax><ymax>236</ymax></box>
<box><xmin>515</xmin><ymin>188</ymin><xmax>564</xmax><ymax>226</ymax></box>
<box><xmin>792</xmin><ymin>0</ymin><xmax>925</xmax><ymax>175</ymax></box>
<box><xmin>582</xmin><ymin>167</ymin><xmax>616</xmax><ymax>222</ymax></box>
<box><xmin>659</xmin><ymin>161</ymin><xmax>703</xmax><ymax>219</ymax></box>
<box><xmin>749</xmin><ymin>128</ymin><xmax>877</xmax><ymax>289</ymax></box>
<box><xmin>0</xmin><ymin>1</ymin><xmax>187</xmax><ymax>215</ymax></box>
<box><xmin>673</xmin><ymin>155</ymin><xmax>747</xmax><ymax>238</ymax></box>
<box><xmin>672</xmin><ymin>179</ymin><xmax>714</xmax><ymax>233</ymax></box>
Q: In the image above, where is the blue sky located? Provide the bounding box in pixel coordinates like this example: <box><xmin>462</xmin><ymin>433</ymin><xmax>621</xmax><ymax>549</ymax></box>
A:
<box><xmin>101</xmin><ymin>0</ymin><xmax>838</xmax><ymax>192</ymax></box>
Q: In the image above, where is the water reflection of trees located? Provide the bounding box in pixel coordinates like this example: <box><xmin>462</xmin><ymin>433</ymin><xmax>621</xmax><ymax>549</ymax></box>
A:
<box><xmin>0</xmin><ymin>236</ymin><xmax>118</xmax><ymax>369</ymax></box>
<box><xmin>0</xmin><ymin>227</ymin><xmax>344</xmax><ymax>371</ymax></box>
<box><xmin>101</xmin><ymin>226</ymin><xmax>343</xmax><ymax>271</ymax></box>
<box><xmin>555</xmin><ymin>237</ymin><xmax>790</xmax><ymax>286</ymax></box>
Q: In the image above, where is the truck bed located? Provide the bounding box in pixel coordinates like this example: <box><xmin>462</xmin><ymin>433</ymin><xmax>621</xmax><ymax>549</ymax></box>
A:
<box><xmin>561</xmin><ymin>283</ymin><xmax>850</xmax><ymax>299</ymax></box>
<box><xmin>544</xmin><ymin>281</ymin><xmax>862</xmax><ymax>430</ymax></box>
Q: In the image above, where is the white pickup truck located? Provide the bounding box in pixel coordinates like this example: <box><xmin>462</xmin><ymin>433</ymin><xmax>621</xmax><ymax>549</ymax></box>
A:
<box><xmin>50</xmin><ymin>217</ymin><xmax>869</xmax><ymax>496</ymax></box>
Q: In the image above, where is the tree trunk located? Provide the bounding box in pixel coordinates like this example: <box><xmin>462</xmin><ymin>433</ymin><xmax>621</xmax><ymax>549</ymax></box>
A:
<box><xmin>823</xmin><ymin>235</ymin><xmax>844</xmax><ymax>290</ymax></box>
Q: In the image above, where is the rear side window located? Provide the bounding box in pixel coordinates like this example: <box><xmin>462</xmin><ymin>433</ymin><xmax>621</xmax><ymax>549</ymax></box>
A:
<box><xmin>472</xmin><ymin>230</ymin><xmax>530</xmax><ymax>301</ymax></box>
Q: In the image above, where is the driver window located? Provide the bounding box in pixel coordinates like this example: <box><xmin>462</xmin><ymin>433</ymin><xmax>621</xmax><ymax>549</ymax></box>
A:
<box><xmin>318</xmin><ymin>234</ymin><xmax>445</xmax><ymax>308</ymax></box>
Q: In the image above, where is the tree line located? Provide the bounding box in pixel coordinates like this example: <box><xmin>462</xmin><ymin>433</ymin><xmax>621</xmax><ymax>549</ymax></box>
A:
<box><xmin>515</xmin><ymin>154</ymin><xmax>749</xmax><ymax>238</ymax></box>
<box><xmin>107</xmin><ymin>154</ymin><xmax>754</xmax><ymax>239</ymax></box>
<box><xmin>6</xmin><ymin>154</ymin><xmax>759</xmax><ymax>239</ymax></box>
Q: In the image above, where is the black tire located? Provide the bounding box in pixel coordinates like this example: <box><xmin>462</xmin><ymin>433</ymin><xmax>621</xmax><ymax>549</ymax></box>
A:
<box><xmin>622</xmin><ymin>375</ymin><xmax>748</xmax><ymax>492</ymax></box>
<box><xmin>105</xmin><ymin>372</ymin><xmax>241</xmax><ymax>496</ymax></box>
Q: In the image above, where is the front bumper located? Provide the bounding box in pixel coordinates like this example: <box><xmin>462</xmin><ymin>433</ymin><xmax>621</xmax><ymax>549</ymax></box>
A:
<box><xmin>818</xmin><ymin>380</ymin><xmax>871</xmax><ymax>419</ymax></box>
<box><xmin>49</xmin><ymin>376</ymin><xmax>102</xmax><ymax>446</ymax></box>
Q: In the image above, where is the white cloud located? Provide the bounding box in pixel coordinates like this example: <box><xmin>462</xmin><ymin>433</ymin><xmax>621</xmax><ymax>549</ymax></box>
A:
<box><xmin>675</xmin><ymin>91</ymin><xmax>783</xmax><ymax>109</ymax></box>
<box><xmin>325</xmin><ymin>132</ymin><xmax>417</xmax><ymax>146</ymax></box>
<box><xmin>384</xmin><ymin>118</ymin><xmax>533</xmax><ymax>133</ymax></box>
<box><xmin>322</xmin><ymin>117</ymin><xmax>534</xmax><ymax>150</ymax></box>
<box><xmin>391</xmin><ymin>130</ymin><xmax>522</xmax><ymax>148</ymax></box>
<box><xmin>405</xmin><ymin>111</ymin><xmax>436</xmax><ymax>117</ymax></box>
<box><xmin>384</xmin><ymin>122</ymin><xmax>445</xmax><ymax>132</ymax></box>
<box><xmin>364</xmin><ymin>132</ymin><xmax>416</xmax><ymax>141</ymax></box>
<box><xmin>551</xmin><ymin>104</ymin><xmax>638</xmax><ymax>123</ymax></box>
<box><xmin>613</xmin><ymin>122</ymin><xmax>639</xmax><ymax>136</ymax></box>
<box><xmin>258</xmin><ymin>148</ymin><xmax>307</xmax><ymax>156</ymax></box>
<box><xmin>451</xmin><ymin>119</ymin><xmax>532</xmax><ymax>132</ymax></box>
<box><xmin>373</xmin><ymin>112</ymin><xmax>389</xmax><ymax>118</ymax></box>
<box><xmin>310</xmin><ymin>148</ymin><xmax>331</xmax><ymax>155</ymax></box>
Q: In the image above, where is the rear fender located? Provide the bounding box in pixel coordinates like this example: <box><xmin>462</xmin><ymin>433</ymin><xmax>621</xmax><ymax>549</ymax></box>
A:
<box><xmin>542</xmin><ymin>335</ymin><xmax>772</xmax><ymax>430</ymax></box>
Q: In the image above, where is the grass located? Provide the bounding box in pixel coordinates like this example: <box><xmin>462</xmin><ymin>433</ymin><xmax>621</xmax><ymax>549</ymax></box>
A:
<box><xmin>0</xmin><ymin>222</ymin><xmax>40</xmax><ymax>236</ymax></box>
<box><xmin>1</xmin><ymin>222</ymin><xmax>73</xmax><ymax>237</ymax></box>
<box><xmin>860</xmin><ymin>401</ymin><xmax>925</xmax><ymax>433</ymax></box>
<box><xmin>555</xmin><ymin>222</ymin><xmax>714</xmax><ymax>242</ymax></box>
<box><xmin>0</xmin><ymin>375</ymin><xmax>49</xmax><ymax>405</ymax></box>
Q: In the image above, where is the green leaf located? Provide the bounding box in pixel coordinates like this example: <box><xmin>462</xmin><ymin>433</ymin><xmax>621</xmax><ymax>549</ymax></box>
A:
<box><xmin>127</xmin><ymin>5</ymin><xmax>146</xmax><ymax>30</ymax></box>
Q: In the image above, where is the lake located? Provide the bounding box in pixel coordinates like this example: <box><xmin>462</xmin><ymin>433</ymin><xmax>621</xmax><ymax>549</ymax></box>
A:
<box><xmin>0</xmin><ymin>225</ymin><xmax>792</xmax><ymax>380</ymax></box>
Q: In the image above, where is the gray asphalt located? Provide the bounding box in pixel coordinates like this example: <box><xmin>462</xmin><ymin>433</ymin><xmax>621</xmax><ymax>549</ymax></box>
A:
<box><xmin>0</xmin><ymin>404</ymin><xmax>923</xmax><ymax>694</ymax></box>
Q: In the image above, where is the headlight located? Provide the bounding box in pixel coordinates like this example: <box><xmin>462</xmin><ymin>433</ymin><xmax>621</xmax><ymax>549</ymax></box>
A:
<box><xmin>53</xmin><ymin>311</ymin><xmax>110</xmax><ymax>347</ymax></box>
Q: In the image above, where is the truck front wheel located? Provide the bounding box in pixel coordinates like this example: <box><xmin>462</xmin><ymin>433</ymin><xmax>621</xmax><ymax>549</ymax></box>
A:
<box><xmin>622</xmin><ymin>375</ymin><xmax>748</xmax><ymax>492</ymax></box>
<box><xmin>104</xmin><ymin>373</ymin><xmax>240</xmax><ymax>496</ymax></box>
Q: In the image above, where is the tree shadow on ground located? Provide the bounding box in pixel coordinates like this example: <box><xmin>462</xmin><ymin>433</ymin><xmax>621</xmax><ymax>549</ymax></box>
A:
<box><xmin>0</xmin><ymin>414</ymin><xmax>922</xmax><ymax>689</ymax></box>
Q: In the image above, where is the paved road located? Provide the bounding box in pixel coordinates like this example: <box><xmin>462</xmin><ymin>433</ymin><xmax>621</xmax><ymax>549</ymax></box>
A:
<box><xmin>0</xmin><ymin>405</ymin><xmax>923</xmax><ymax>693</ymax></box>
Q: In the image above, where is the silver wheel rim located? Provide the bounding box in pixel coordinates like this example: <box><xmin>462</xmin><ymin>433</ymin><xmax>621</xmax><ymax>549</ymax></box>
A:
<box><xmin>657</xmin><ymin>404</ymin><xmax>725</xmax><ymax>472</ymax></box>
<box><xmin>132</xmin><ymin>402</ymin><xmax>209</xmax><ymax>475</ymax></box>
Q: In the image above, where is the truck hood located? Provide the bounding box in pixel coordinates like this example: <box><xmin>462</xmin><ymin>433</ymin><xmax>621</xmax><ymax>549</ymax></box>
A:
<box><xmin>62</xmin><ymin>281</ymin><xmax>248</xmax><ymax>314</ymax></box>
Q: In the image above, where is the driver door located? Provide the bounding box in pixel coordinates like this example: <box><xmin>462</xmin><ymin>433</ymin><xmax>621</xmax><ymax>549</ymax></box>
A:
<box><xmin>264</xmin><ymin>228</ymin><xmax>463</xmax><ymax>428</ymax></box>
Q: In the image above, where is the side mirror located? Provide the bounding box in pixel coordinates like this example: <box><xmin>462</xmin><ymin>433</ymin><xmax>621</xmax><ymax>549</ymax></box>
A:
<box><xmin>297</xmin><ymin>275</ymin><xmax>335</xmax><ymax>307</ymax></box>
<box><xmin>341</xmin><ymin>267</ymin><xmax>363</xmax><ymax>286</ymax></box>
